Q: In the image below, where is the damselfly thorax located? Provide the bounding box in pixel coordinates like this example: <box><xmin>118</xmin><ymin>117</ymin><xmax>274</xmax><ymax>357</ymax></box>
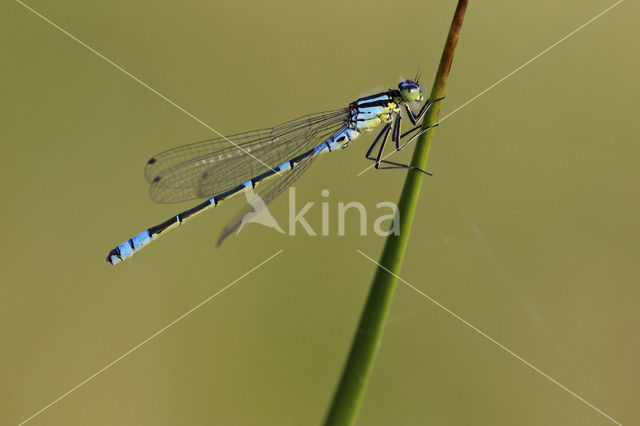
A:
<box><xmin>107</xmin><ymin>79</ymin><xmax>442</xmax><ymax>265</ymax></box>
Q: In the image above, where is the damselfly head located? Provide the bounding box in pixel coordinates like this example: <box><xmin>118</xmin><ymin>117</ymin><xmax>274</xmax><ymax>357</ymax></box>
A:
<box><xmin>398</xmin><ymin>80</ymin><xmax>424</xmax><ymax>103</ymax></box>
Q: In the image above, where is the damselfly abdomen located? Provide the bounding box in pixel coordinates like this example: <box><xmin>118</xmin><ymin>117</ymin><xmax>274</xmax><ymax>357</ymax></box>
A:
<box><xmin>107</xmin><ymin>79</ymin><xmax>440</xmax><ymax>265</ymax></box>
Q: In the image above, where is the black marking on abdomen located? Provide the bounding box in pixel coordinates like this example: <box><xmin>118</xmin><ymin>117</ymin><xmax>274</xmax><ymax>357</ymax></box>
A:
<box><xmin>128</xmin><ymin>239</ymin><xmax>135</xmax><ymax>250</ymax></box>
<box><xmin>252</xmin><ymin>168</ymin><xmax>278</xmax><ymax>187</ymax></box>
<box><xmin>289</xmin><ymin>149</ymin><xmax>316</xmax><ymax>169</ymax></box>
<box><xmin>148</xmin><ymin>216</ymin><xmax>178</xmax><ymax>235</ymax></box>
<box><xmin>106</xmin><ymin>246</ymin><xmax>122</xmax><ymax>264</ymax></box>
<box><xmin>214</xmin><ymin>183</ymin><xmax>245</xmax><ymax>204</ymax></box>
<box><xmin>178</xmin><ymin>199</ymin><xmax>212</xmax><ymax>222</ymax></box>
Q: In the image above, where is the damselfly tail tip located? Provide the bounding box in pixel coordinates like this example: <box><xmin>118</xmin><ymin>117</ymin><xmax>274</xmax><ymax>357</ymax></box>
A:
<box><xmin>106</xmin><ymin>248</ymin><xmax>122</xmax><ymax>266</ymax></box>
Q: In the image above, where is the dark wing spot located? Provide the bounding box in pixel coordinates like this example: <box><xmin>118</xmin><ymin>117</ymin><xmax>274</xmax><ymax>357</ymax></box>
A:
<box><xmin>147</xmin><ymin>158</ymin><xmax>156</xmax><ymax>164</ymax></box>
<box><xmin>152</xmin><ymin>176</ymin><xmax>161</xmax><ymax>183</ymax></box>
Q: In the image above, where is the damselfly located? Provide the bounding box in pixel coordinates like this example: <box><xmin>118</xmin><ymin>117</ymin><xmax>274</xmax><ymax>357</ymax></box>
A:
<box><xmin>107</xmin><ymin>78</ymin><xmax>441</xmax><ymax>265</ymax></box>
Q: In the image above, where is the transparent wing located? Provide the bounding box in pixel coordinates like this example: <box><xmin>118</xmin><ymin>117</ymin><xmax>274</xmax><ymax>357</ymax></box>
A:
<box><xmin>146</xmin><ymin>109</ymin><xmax>347</xmax><ymax>203</ymax></box>
<box><xmin>216</xmin><ymin>153</ymin><xmax>317</xmax><ymax>246</ymax></box>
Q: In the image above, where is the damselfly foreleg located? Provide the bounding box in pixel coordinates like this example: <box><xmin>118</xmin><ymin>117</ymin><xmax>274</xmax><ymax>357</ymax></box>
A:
<box><xmin>365</xmin><ymin>118</ymin><xmax>432</xmax><ymax>175</ymax></box>
<box><xmin>403</xmin><ymin>96</ymin><xmax>445</xmax><ymax>125</ymax></box>
<box><xmin>396</xmin><ymin>121</ymin><xmax>439</xmax><ymax>150</ymax></box>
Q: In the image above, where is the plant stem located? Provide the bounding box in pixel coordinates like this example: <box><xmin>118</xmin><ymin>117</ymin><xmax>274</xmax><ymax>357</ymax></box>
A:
<box><xmin>323</xmin><ymin>2</ymin><xmax>469</xmax><ymax>425</ymax></box>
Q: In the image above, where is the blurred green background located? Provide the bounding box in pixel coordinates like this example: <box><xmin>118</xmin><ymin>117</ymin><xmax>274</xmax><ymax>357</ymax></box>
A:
<box><xmin>2</xmin><ymin>0</ymin><xmax>638</xmax><ymax>424</ymax></box>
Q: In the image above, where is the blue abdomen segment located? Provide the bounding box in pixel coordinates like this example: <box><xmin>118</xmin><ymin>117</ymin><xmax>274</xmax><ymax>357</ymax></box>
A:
<box><xmin>107</xmin><ymin>230</ymin><xmax>152</xmax><ymax>265</ymax></box>
<box><xmin>106</xmin><ymin>199</ymin><xmax>216</xmax><ymax>265</ymax></box>
<box><xmin>315</xmin><ymin>128</ymin><xmax>360</xmax><ymax>153</ymax></box>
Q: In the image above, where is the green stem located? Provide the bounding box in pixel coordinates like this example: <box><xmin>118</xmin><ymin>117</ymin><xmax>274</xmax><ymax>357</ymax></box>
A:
<box><xmin>323</xmin><ymin>2</ymin><xmax>469</xmax><ymax>425</ymax></box>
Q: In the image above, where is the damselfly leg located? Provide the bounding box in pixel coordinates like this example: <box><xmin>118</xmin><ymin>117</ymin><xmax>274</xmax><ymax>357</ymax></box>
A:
<box><xmin>365</xmin><ymin>119</ymin><xmax>434</xmax><ymax>175</ymax></box>
<box><xmin>398</xmin><ymin>95</ymin><xmax>445</xmax><ymax>149</ymax></box>
<box><xmin>365</xmin><ymin>97</ymin><xmax>444</xmax><ymax>174</ymax></box>
<box><xmin>404</xmin><ymin>96</ymin><xmax>445</xmax><ymax>125</ymax></box>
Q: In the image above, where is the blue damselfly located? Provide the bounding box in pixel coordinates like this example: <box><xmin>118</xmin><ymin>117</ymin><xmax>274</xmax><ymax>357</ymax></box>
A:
<box><xmin>107</xmin><ymin>79</ymin><xmax>441</xmax><ymax>265</ymax></box>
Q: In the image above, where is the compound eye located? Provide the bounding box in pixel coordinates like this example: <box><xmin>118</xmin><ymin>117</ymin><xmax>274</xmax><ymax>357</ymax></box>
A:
<box><xmin>401</xmin><ymin>85</ymin><xmax>420</xmax><ymax>102</ymax></box>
